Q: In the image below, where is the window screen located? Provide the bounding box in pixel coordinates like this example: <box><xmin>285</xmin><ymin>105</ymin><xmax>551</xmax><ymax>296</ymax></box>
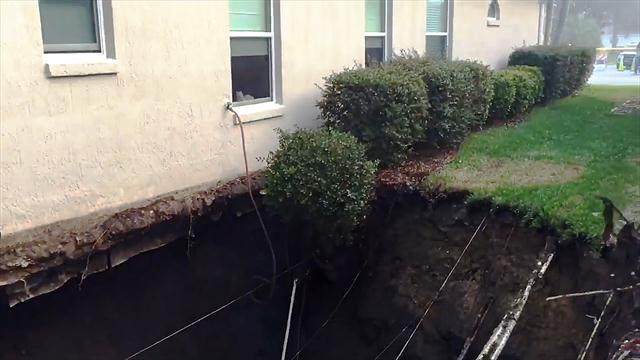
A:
<box><xmin>39</xmin><ymin>0</ymin><xmax>100</xmax><ymax>53</ymax></box>
<box><xmin>426</xmin><ymin>0</ymin><xmax>448</xmax><ymax>33</ymax></box>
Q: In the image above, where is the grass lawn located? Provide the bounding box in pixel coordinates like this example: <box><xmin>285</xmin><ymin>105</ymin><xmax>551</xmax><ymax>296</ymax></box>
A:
<box><xmin>426</xmin><ymin>85</ymin><xmax>640</xmax><ymax>243</ymax></box>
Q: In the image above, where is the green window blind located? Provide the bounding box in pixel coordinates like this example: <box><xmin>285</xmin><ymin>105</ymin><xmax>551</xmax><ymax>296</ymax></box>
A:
<box><xmin>365</xmin><ymin>0</ymin><xmax>385</xmax><ymax>33</ymax></box>
<box><xmin>426</xmin><ymin>0</ymin><xmax>448</xmax><ymax>33</ymax></box>
<box><xmin>230</xmin><ymin>0</ymin><xmax>270</xmax><ymax>32</ymax></box>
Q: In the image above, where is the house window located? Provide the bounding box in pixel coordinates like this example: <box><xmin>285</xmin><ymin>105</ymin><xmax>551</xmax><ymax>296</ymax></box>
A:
<box><xmin>230</xmin><ymin>0</ymin><xmax>274</xmax><ymax>105</ymax></box>
<box><xmin>426</xmin><ymin>0</ymin><xmax>449</xmax><ymax>59</ymax></box>
<box><xmin>487</xmin><ymin>0</ymin><xmax>501</xmax><ymax>26</ymax></box>
<box><xmin>487</xmin><ymin>0</ymin><xmax>500</xmax><ymax>21</ymax></box>
<box><xmin>365</xmin><ymin>0</ymin><xmax>387</xmax><ymax>67</ymax></box>
<box><xmin>38</xmin><ymin>0</ymin><xmax>103</xmax><ymax>53</ymax></box>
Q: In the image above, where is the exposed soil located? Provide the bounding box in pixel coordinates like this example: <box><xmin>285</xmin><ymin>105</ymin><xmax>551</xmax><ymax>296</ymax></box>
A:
<box><xmin>290</xmin><ymin>191</ymin><xmax>639</xmax><ymax>360</ymax></box>
<box><xmin>1</xmin><ymin>189</ymin><xmax>638</xmax><ymax>360</ymax></box>
<box><xmin>0</xmin><ymin>202</ymin><xmax>300</xmax><ymax>360</ymax></box>
<box><xmin>0</xmin><ymin>172</ymin><xmax>266</xmax><ymax>306</ymax></box>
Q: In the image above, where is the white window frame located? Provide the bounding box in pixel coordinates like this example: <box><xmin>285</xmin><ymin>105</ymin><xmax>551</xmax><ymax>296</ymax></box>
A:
<box><xmin>230</xmin><ymin>0</ymin><xmax>277</xmax><ymax>106</ymax></box>
<box><xmin>425</xmin><ymin>0</ymin><xmax>450</xmax><ymax>59</ymax></box>
<box><xmin>41</xmin><ymin>0</ymin><xmax>113</xmax><ymax>64</ymax></box>
<box><xmin>364</xmin><ymin>0</ymin><xmax>390</xmax><ymax>66</ymax></box>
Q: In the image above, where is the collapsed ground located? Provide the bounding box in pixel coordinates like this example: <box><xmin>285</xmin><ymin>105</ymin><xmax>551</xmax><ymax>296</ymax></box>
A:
<box><xmin>2</xmin><ymin>190</ymin><xmax>637</xmax><ymax>360</ymax></box>
<box><xmin>2</xmin><ymin>86</ymin><xmax>639</xmax><ymax>360</ymax></box>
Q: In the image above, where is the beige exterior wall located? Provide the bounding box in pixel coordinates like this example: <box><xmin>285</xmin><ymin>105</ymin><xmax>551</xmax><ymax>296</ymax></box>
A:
<box><xmin>392</xmin><ymin>0</ymin><xmax>427</xmax><ymax>54</ymax></box>
<box><xmin>0</xmin><ymin>0</ymin><xmax>540</xmax><ymax>236</ymax></box>
<box><xmin>0</xmin><ymin>0</ymin><xmax>364</xmax><ymax>235</ymax></box>
<box><xmin>451</xmin><ymin>0</ymin><xmax>541</xmax><ymax>68</ymax></box>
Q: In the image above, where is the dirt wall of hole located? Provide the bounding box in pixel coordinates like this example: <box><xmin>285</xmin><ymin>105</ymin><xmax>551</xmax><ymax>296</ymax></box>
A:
<box><xmin>1</xmin><ymin>190</ymin><xmax>637</xmax><ymax>360</ymax></box>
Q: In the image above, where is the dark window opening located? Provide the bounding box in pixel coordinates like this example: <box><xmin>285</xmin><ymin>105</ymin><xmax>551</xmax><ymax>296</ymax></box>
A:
<box><xmin>365</xmin><ymin>37</ymin><xmax>385</xmax><ymax>67</ymax></box>
<box><xmin>488</xmin><ymin>0</ymin><xmax>500</xmax><ymax>20</ymax></box>
<box><xmin>230</xmin><ymin>38</ymin><xmax>272</xmax><ymax>104</ymax></box>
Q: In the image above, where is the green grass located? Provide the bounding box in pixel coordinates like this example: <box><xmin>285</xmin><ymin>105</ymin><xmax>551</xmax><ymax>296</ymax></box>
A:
<box><xmin>426</xmin><ymin>85</ymin><xmax>640</xmax><ymax>243</ymax></box>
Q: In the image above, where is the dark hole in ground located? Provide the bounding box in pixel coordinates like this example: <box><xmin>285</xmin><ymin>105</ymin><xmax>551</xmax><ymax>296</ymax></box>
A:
<box><xmin>1</xmin><ymin>190</ymin><xmax>637</xmax><ymax>360</ymax></box>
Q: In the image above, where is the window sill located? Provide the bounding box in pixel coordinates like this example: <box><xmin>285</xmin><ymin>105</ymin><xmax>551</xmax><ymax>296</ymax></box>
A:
<box><xmin>487</xmin><ymin>19</ymin><xmax>501</xmax><ymax>27</ymax></box>
<box><xmin>232</xmin><ymin>102</ymin><xmax>285</xmax><ymax>124</ymax></box>
<box><xmin>44</xmin><ymin>59</ymin><xmax>118</xmax><ymax>78</ymax></box>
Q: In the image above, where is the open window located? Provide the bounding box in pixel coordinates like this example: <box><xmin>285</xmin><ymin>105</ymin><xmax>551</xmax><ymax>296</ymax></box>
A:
<box><xmin>229</xmin><ymin>0</ymin><xmax>275</xmax><ymax>105</ymax></box>
<box><xmin>487</xmin><ymin>0</ymin><xmax>501</xmax><ymax>27</ymax></box>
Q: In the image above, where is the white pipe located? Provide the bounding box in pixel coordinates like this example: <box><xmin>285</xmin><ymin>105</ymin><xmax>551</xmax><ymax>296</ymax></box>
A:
<box><xmin>281</xmin><ymin>278</ymin><xmax>299</xmax><ymax>360</ymax></box>
<box><xmin>475</xmin><ymin>252</ymin><xmax>555</xmax><ymax>360</ymax></box>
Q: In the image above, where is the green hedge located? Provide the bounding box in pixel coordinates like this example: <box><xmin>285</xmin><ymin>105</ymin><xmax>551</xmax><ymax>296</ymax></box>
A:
<box><xmin>508</xmin><ymin>46</ymin><xmax>595</xmax><ymax>101</ymax></box>
<box><xmin>391</xmin><ymin>57</ymin><xmax>494</xmax><ymax>146</ymax></box>
<box><xmin>490</xmin><ymin>66</ymin><xmax>544</xmax><ymax>119</ymax></box>
<box><xmin>490</xmin><ymin>71</ymin><xmax>518</xmax><ymax>120</ymax></box>
<box><xmin>264</xmin><ymin>128</ymin><xmax>377</xmax><ymax>237</ymax></box>
<box><xmin>318</xmin><ymin>66</ymin><xmax>429</xmax><ymax>164</ymax></box>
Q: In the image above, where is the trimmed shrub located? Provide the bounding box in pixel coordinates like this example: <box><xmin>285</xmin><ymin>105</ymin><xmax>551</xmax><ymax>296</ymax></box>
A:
<box><xmin>391</xmin><ymin>56</ymin><xmax>494</xmax><ymax>146</ymax></box>
<box><xmin>510</xmin><ymin>66</ymin><xmax>544</xmax><ymax>114</ymax></box>
<box><xmin>510</xmin><ymin>65</ymin><xmax>544</xmax><ymax>98</ymax></box>
<box><xmin>490</xmin><ymin>71</ymin><xmax>518</xmax><ymax>119</ymax></box>
<box><xmin>264</xmin><ymin>128</ymin><xmax>378</xmax><ymax>237</ymax></box>
<box><xmin>318</xmin><ymin>66</ymin><xmax>429</xmax><ymax>164</ymax></box>
<box><xmin>508</xmin><ymin>46</ymin><xmax>595</xmax><ymax>101</ymax></box>
<box><xmin>490</xmin><ymin>66</ymin><xmax>544</xmax><ymax>120</ymax></box>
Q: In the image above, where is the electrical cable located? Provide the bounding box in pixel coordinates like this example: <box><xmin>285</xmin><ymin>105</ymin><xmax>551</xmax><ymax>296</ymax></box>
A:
<box><xmin>124</xmin><ymin>259</ymin><xmax>308</xmax><ymax>360</ymax></box>
<box><xmin>288</xmin><ymin>260</ymin><xmax>369</xmax><ymax>360</ymax></box>
<box><xmin>392</xmin><ymin>216</ymin><xmax>486</xmax><ymax>360</ymax></box>
<box><xmin>372</xmin><ymin>216</ymin><xmax>487</xmax><ymax>360</ymax></box>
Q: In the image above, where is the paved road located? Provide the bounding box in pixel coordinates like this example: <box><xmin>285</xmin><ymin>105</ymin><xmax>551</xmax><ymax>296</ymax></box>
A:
<box><xmin>589</xmin><ymin>66</ymin><xmax>640</xmax><ymax>86</ymax></box>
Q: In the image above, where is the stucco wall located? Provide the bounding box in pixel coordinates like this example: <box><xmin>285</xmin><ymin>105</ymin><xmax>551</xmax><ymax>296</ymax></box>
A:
<box><xmin>0</xmin><ymin>0</ymin><xmax>540</xmax><ymax>236</ymax></box>
<box><xmin>451</xmin><ymin>0</ymin><xmax>540</xmax><ymax>68</ymax></box>
<box><xmin>0</xmin><ymin>0</ymin><xmax>364</xmax><ymax>235</ymax></box>
<box><xmin>392</xmin><ymin>0</ymin><xmax>427</xmax><ymax>54</ymax></box>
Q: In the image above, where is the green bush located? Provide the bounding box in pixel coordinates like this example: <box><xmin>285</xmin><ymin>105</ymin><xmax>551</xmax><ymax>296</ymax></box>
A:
<box><xmin>508</xmin><ymin>46</ymin><xmax>595</xmax><ymax>101</ymax></box>
<box><xmin>490</xmin><ymin>66</ymin><xmax>544</xmax><ymax>119</ymax></box>
<box><xmin>264</xmin><ymin>128</ymin><xmax>378</xmax><ymax>237</ymax></box>
<box><xmin>510</xmin><ymin>65</ymin><xmax>544</xmax><ymax>99</ymax></box>
<box><xmin>318</xmin><ymin>66</ymin><xmax>429</xmax><ymax>164</ymax></box>
<box><xmin>391</xmin><ymin>56</ymin><xmax>494</xmax><ymax>146</ymax></box>
<box><xmin>490</xmin><ymin>71</ymin><xmax>517</xmax><ymax>119</ymax></box>
<box><xmin>510</xmin><ymin>66</ymin><xmax>544</xmax><ymax>115</ymax></box>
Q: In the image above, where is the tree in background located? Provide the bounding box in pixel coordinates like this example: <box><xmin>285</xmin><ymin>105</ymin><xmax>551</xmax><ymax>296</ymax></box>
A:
<box><xmin>550</xmin><ymin>0</ymin><xmax>571</xmax><ymax>45</ymax></box>
<box><xmin>559</xmin><ymin>15</ymin><xmax>602</xmax><ymax>48</ymax></box>
<box><xmin>545</xmin><ymin>0</ymin><xmax>640</xmax><ymax>47</ymax></box>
